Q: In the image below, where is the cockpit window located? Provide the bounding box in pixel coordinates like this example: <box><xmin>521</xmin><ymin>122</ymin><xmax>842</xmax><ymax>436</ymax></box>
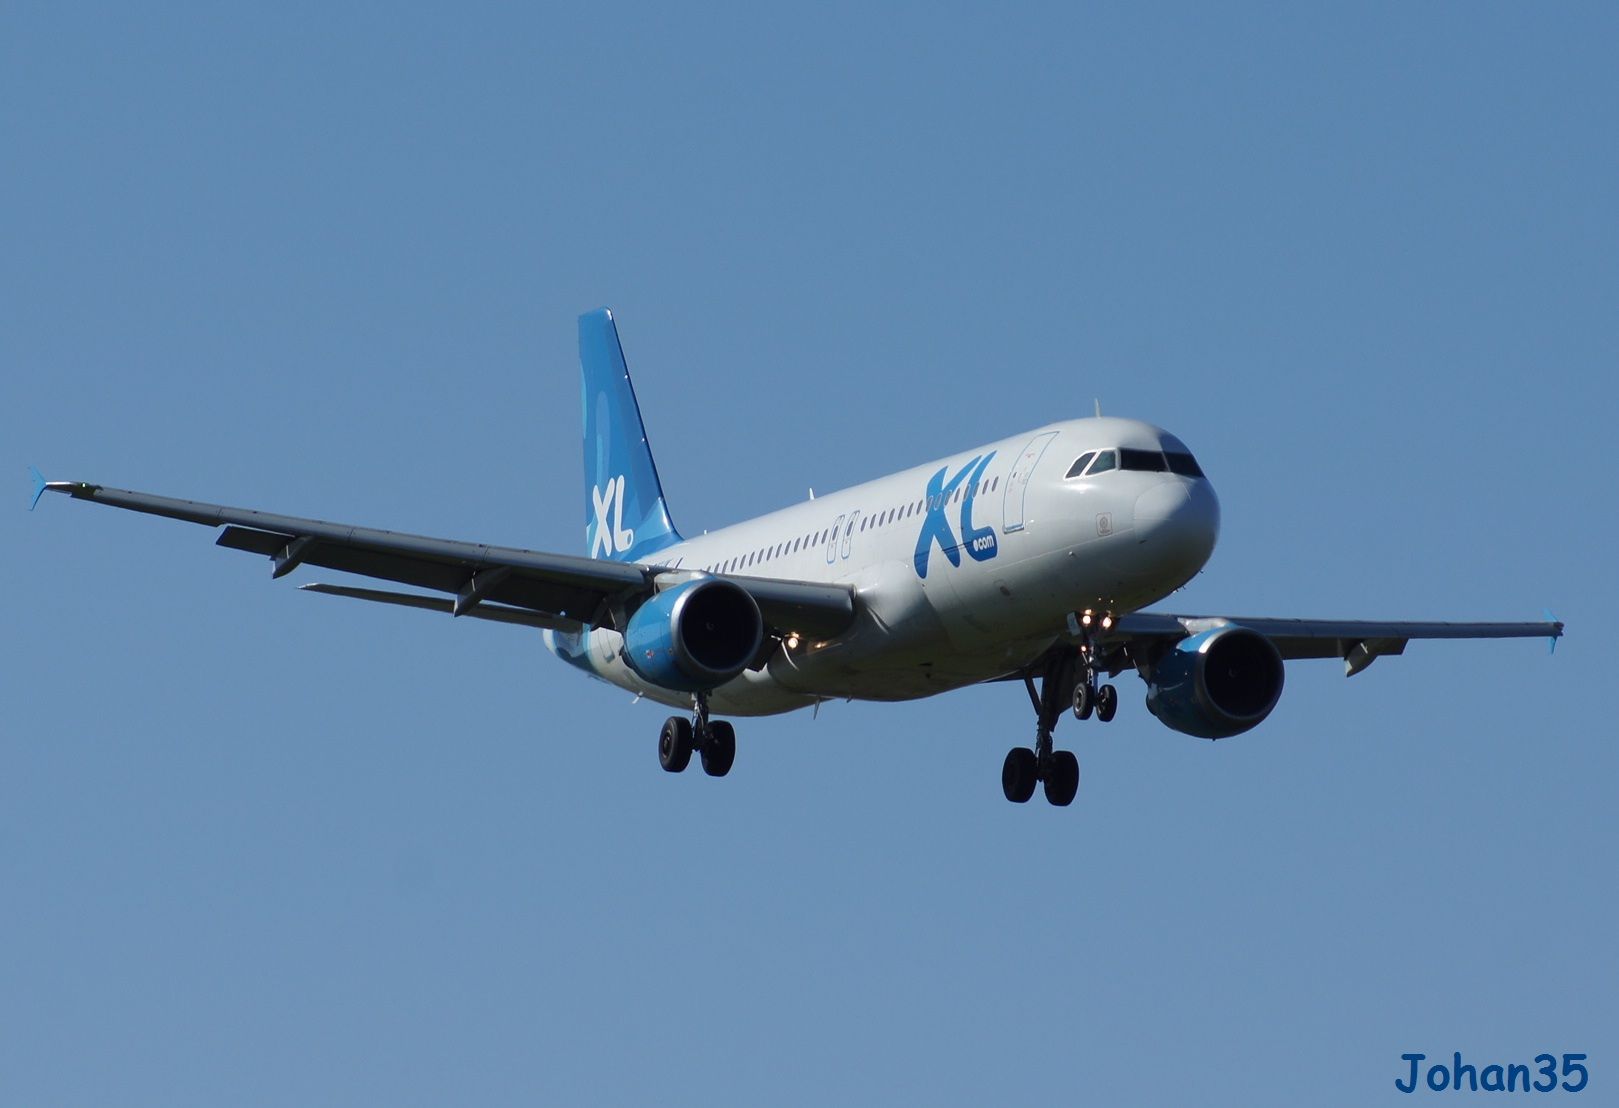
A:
<box><xmin>1074</xmin><ymin>446</ymin><xmax>1202</xmax><ymax>478</ymax></box>
<box><xmin>1119</xmin><ymin>448</ymin><xmax>1167</xmax><ymax>472</ymax></box>
<box><xmin>1165</xmin><ymin>451</ymin><xmax>1204</xmax><ymax>478</ymax></box>
<box><xmin>1065</xmin><ymin>452</ymin><xmax>1096</xmax><ymax>479</ymax></box>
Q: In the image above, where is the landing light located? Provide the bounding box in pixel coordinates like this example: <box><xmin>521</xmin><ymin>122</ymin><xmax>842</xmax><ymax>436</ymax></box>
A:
<box><xmin>786</xmin><ymin>633</ymin><xmax>801</xmax><ymax>650</ymax></box>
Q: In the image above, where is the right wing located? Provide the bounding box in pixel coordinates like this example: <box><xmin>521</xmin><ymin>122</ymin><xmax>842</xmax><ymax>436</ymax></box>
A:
<box><xmin>35</xmin><ymin>478</ymin><xmax>857</xmax><ymax>640</ymax></box>
<box><xmin>1103</xmin><ymin>611</ymin><xmax>1563</xmax><ymax>676</ymax></box>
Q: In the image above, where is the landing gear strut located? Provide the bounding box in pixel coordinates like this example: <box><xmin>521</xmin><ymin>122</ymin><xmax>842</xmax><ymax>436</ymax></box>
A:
<box><xmin>659</xmin><ymin>693</ymin><xmax>735</xmax><ymax>778</ymax></box>
<box><xmin>1004</xmin><ymin>651</ymin><xmax>1082</xmax><ymax>806</ymax></box>
<box><xmin>1003</xmin><ymin>622</ymin><xmax>1121</xmax><ymax>805</ymax></box>
<box><xmin>1072</xmin><ymin>646</ymin><xmax>1118</xmax><ymax>724</ymax></box>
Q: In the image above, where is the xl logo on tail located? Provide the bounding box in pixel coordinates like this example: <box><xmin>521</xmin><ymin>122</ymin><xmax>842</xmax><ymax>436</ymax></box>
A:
<box><xmin>591</xmin><ymin>474</ymin><xmax>635</xmax><ymax>557</ymax></box>
<box><xmin>913</xmin><ymin>452</ymin><xmax>998</xmax><ymax>578</ymax></box>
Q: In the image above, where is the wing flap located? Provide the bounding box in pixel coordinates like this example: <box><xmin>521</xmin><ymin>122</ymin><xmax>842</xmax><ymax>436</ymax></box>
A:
<box><xmin>299</xmin><ymin>583</ymin><xmax>582</xmax><ymax>631</ymax></box>
<box><xmin>217</xmin><ymin>523</ymin><xmax>613</xmax><ymax>620</ymax></box>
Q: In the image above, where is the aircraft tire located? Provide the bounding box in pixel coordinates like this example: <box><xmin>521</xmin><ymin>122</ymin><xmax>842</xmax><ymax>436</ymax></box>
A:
<box><xmin>700</xmin><ymin>720</ymin><xmax>736</xmax><ymax>778</ymax></box>
<box><xmin>1096</xmin><ymin>684</ymin><xmax>1118</xmax><ymax>723</ymax></box>
<box><xmin>1002</xmin><ymin>748</ymin><xmax>1037</xmax><ymax>803</ymax></box>
<box><xmin>1072</xmin><ymin>680</ymin><xmax>1094</xmax><ymax>720</ymax></box>
<box><xmin>1043</xmin><ymin>750</ymin><xmax>1080</xmax><ymax>806</ymax></box>
<box><xmin>659</xmin><ymin>716</ymin><xmax>693</xmax><ymax>773</ymax></box>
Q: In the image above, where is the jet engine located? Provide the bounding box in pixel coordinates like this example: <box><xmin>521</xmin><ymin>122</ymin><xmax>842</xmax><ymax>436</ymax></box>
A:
<box><xmin>622</xmin><ymin>578</ymin><xmax>764</xmax><ymax>692</ymax></box>
<box><xmin>1145</xmin><ymin>626</ymin><xmax>1285</xmax><ymax>739</ymax></box>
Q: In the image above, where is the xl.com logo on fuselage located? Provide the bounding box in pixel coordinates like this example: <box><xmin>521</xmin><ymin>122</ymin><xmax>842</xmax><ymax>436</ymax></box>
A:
<box><xmin>913</xmin><ymin>451</ymin><xmax>997</xmax><ymax>578</ymax></box>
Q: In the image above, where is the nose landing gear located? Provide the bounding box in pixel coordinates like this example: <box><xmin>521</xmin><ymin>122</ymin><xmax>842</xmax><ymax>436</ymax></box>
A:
<box><xmin>1073</xmin><ymin>669</ymin><xmax>1118</xmax><ymax>723</ymax></box>
<box><xmin>658</xmin><ymin>693</ymin><xmax>736</xmax><ymax>778</ymax></box>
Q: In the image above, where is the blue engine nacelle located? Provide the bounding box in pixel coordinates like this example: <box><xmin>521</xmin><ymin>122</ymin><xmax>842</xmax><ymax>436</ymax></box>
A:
<box><xmin>621</xmin><ymin>578</ymin><xmax>765</xmax><ymax>693</ymax></box>
<box><xmin>1145</xmin><ymin>626</ymin><xmax>1285</xmax><ymax>739</ymax></box>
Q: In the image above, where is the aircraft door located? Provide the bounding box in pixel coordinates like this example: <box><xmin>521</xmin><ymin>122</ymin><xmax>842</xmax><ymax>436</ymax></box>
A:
<box><xmin>1002</xmin><ymin>431</ymin><xmax>1058</xmax><ymax>533</ymax></box>
<box><xmin>824</xmin><ymin>514</ymin><xmax>845</xmax><ymax>564</ymax></box>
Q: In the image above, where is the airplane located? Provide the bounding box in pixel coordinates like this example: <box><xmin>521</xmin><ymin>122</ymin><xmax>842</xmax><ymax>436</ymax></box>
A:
<box><xmin>30</xmin><ymin>308</ymin><xmax>1563</xmax><ymax>806</ymax></box>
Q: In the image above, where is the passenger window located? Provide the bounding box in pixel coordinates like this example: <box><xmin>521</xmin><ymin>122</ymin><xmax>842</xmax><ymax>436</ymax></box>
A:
<box><xmin>1086</xmin><ymin>450</ymin><xmax>1118</xmax><ymax>475</ymax></box>
<box><xmin>1066</xmin><ymin>453</ymin><xmax>1096</xmax><ymax>479</ymax></box>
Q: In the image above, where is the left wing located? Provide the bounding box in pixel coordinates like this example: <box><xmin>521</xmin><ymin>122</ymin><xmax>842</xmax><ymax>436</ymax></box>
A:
<box><xmin>33</xmin><ymin>478</ymin><xmax>857</xmax><ymax>640</ymax></box>
<box><xmin>1103</xmin><ymin>611</ymin><xmax>1563</xmax><ymax>676</ymax></box>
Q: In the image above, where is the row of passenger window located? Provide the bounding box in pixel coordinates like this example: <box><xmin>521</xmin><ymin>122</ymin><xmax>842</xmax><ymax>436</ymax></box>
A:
<box><xmin>699</xmin><ymin>474</ymin><xmax>1004</xmax><ymax>575</ymax></box>
<box><xmin>1064</xmin><ymin>448</ymin><xmax>1204</xmax><ymax>480</ymax></box>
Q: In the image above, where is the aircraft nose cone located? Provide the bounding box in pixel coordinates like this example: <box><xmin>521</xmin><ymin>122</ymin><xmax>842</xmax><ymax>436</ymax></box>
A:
<box><xmin>1133</xmin><ymin>478</ymin><xmax>1219</xmax><ymax>583</ymax></box>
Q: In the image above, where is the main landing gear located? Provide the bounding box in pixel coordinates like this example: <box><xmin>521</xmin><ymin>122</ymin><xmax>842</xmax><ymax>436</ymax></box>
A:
<box><xmin>1002</xmin><ymin>642</ymin><xmax>1118</xmax><ymax>806</ymax></box>
<box><xmin>658</xmin><ymin>694</ymin><xmax>736</xmax><ymax>778</ymax></box>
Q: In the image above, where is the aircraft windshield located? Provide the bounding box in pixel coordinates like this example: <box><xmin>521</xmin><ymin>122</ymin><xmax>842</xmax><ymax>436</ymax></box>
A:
<box><xmin>1067</xmin><ymin>447</ymin><xmax>1202</xmax><ymax>479</ymax></box>
<box><xmin>1164</xmin><ymin>451</ymin><xmax>1204</xmax><ymax>477</ymax></box>
<box><xmin>1119</xmin><ymin>448</ymin><xmax>1167</xmax><ymax>472</ymax></box>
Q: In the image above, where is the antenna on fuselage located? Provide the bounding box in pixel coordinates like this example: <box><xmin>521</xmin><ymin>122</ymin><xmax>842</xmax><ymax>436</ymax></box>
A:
<box><xmin>1094</xmin><ymin>399</ymin><xmax>1102</xmax><ymax>418</ymax></box>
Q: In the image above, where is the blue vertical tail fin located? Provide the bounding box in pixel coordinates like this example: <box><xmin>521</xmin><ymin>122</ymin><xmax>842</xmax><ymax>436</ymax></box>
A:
<box><xmin>579</xmin><ymin>309</ymin><xmax>683</xmax><ymax>562</ymax></box>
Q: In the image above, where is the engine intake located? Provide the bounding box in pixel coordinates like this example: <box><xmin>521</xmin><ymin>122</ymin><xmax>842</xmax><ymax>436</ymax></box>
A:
<box><xmin>1145</xmin><ymin>625</ymin><xmax>1285</xmax><ymax>739</ymax></box>
<box><xmin>622</xmin><ymin>578</ymin><xmax>764</xmax><ymax>692</ymax></box>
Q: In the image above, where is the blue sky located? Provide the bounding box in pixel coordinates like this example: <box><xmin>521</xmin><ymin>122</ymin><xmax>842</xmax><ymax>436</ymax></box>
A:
<box><xmin>5</xmin><ymin>3</ymin><xmax>1615</xmax><ymax>1104</ymax></box>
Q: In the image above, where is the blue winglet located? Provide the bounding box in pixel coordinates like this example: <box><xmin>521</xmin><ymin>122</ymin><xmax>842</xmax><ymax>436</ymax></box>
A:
<box><xmin>28</xmin><ymin>466</ymin><xmax>48</xmax><ymax>511</ymax></box>
<box><xmin>1544</xmin><ymin>608</ymin><xmax>1561</xmax><ymax>655</ymax></box>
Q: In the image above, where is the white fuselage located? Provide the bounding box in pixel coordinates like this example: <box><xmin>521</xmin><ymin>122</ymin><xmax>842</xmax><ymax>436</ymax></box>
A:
<box><xmin>546</xmin><ymin>417</ymin><xmax>1220</xmax><ymax>715</ymax></box>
